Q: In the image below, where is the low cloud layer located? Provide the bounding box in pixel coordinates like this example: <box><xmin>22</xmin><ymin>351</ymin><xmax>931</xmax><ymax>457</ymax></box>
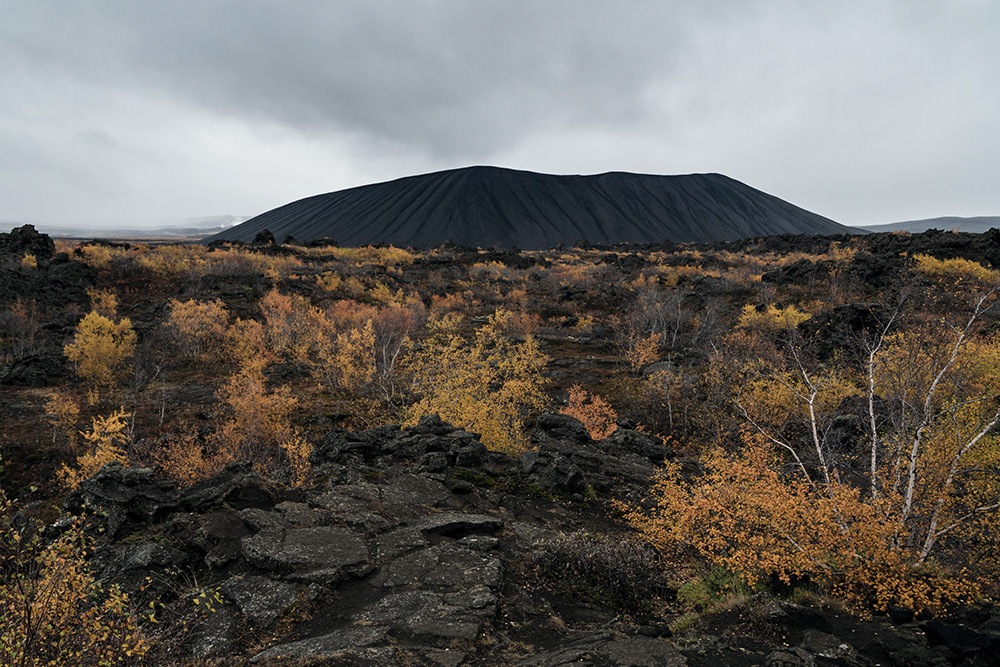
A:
<box><xmin>1</xmin><ymin>1</ymin><xmax>998</xmax><ymax>227</ymax></box>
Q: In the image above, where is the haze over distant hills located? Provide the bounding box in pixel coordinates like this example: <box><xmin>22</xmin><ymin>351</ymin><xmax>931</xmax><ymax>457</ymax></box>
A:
<box><xmin>1</xmin><ymin>215</ymin><xmax>247</xmax><ymax>239</ymax></box>
<box><xmin>207</xmin><ymin>166</ymin><xmax>853</xmax><ymax>249</ymax></box>
<box><xmin>862</xmin><ymin>216</ymin><xmax>1000</xmax><ymax>235</ymax></box>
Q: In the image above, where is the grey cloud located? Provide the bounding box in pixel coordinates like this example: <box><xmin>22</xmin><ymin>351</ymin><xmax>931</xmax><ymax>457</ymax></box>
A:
<box><xmin>0</xmin><ymin>1</ymin><xmax>998</xmax><ymax>226</ymax></box>
<box><xmin>3</xmin><ymin>1</ymin><xmax>696</xmax><ymax>159</ymax></box>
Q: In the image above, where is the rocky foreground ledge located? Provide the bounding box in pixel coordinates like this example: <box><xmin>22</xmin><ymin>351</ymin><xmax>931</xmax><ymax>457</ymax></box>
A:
<box><xmin>58</xmin><ymin>415</ymin><xmax>1000</xmax><ymax>666</ymax></box>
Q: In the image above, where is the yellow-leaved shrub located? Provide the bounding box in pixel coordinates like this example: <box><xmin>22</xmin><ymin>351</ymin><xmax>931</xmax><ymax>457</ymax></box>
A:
<box><xmin>736</xmin><ymin>303</ymin><xmax>811</xmax><ymax>331</ymax></box>
<box><xmin>57</xmin><ymin>408</ymin><xmax>131</xmax><ymax>490</ymax></box>
<box><xmin>165</xmin><ymin>298</ymin><xmax>230</xmax><ymax>359</ymax></box>
<box><xmin>0</xmin><ymin>503</ymin><xmax>148</xmax><ymax>666</ymax></box>
<box><xmin>913</xmin><ymin>253</ymin><xmax>996</xmax><ymax>284</ymax></box>
<box><xmin>43</xmin><ymin>391</ymin><xmax>80</xmax><ymax>450</ymax></box>
<box><xmin>214</xmin><ymin>363</ymin><xmax>307</xmax><ymax>480</ymax></box>
<box><xmin>406</xmin><ymin>308</ymin><xmax>548</xmax><ymax>454</ymax></box>
<box><xmin>64</xmin><ymin>311</ymin><xmax>136</xmax><ymax>402</ymax></box>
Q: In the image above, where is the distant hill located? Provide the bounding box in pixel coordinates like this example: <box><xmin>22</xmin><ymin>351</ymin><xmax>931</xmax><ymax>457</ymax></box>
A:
<box><xmin>4</xmin><ymin>216</ymin><xmax>249</xmax><ymax>240</ymax></box>
<box><xmin>863</xmin><ymin>216</ymin><xmax>1000</xmax><ymax>235</ymax></box>
<box><xmin>207</xmin><ymin>166</ymin><xmax>853</xmax><ymax>249</ymax></box>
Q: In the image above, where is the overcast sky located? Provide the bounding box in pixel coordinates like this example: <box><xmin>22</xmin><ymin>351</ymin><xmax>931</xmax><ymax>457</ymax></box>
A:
<box><xmin>1</xmin><ymin>1</ymin><xmax>998</xmax><ymax>229</ymax></box>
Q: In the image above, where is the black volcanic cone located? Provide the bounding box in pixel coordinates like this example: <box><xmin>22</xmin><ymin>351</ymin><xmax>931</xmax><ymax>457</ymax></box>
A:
<box><xmin>209</xmin><ymin>166</ymin><xmax>852</xmax><ymax>249</ymax></box>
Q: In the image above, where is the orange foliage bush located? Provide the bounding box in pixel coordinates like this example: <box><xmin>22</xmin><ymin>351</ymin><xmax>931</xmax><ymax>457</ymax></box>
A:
<box><xmin>622</xmin><ymin>332</ymin><xmax>660</xmax><ymax>372</ymax></box>
<box><xmin>150</xmin><ymin>433</ymin><xmax>222</xmax><ymax>486</ymax></box>
<box><xmin>166</xmin><ymin>298</ymin><xmax>230</xmax><ymax>359</ymax></box>
<box><xmin>310</xmin><ymin>301</ymin><xmax>421</xmax><ymax>404</ymax></box>
<box><xmin>560</xmin><ymin>385</ymin><xmax>618</xmax><ymax>440</ymax></box>
<box><xmin>214</xmin><ymin>364</ymin><xmax>306</xmax><ymax>479</ymax></box>
<box><xmin>429</xmin><ymin>290</ymin><xmax>476</xmax><ymax>317</ymax></box>
<box><xmin>332</xmin><ymin>320</ymin><xmax>376</xmax><ymax>391</ymax></box>
<box><xmin>628</xmin><ymin>295</ymin><xmax>1000</xmax><ymax>613</ymax></box>
<box><xmin>281</xmin><ymin>436</ymin><xmax>313</xmax><ymax>488</ymax></box>
<box><xmin>225</xmin><ymin>317</ymin><xmax>271</xmax><ymax>369</ymax></box>
<box><xmin>85</xmin><ymin>288</ymin><xmax>119</xmax><ymax>318</ymax></box>
<box><xmin>259</xmin><ymin>289</ymin><xmax>325</xmax><ymax>362</ymax></box>
<box><xmin>325</xmin><ymin>299</ymin><xmax>379</xmax><ymax>331</ymax></box>
<box><xmin>621</xmin><ymin>438</ymin><xmax>979</xmax><ymax>613</ymax></box>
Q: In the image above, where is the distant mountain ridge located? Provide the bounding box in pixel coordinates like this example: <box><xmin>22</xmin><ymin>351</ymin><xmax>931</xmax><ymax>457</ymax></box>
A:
<box><xmin>1</xmin><ymin>215</ymin><xmax>249</xmax><ymax>239</ymax></box>
<box><xmin>863</xmin><ymin>216</ymin><xmax>1000</xmax><ymax>235</ymax></box>
<box><xmin>207</xmin><ymin>166</ymin><xmax>853</xmax><ymax>249</ymax></box>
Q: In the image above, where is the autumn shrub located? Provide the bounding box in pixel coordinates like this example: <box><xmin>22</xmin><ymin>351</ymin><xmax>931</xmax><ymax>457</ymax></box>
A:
<box><xmin>0</xmin><ymin>496</ymin><xmax>148</xmax><ymax>666</ymax></box>
<box><xmin>368</xmin><ymin>282</ymin><xmax>404</xmax><ymax>306</ymax></box>
<box><xmin>166</xmin><ymin>298</ymin><xmax>230</xmax><ymax>360</ymax></box>
<box><xmin>325</xmin><ymin>299</ymin><xmax>379</xmax><ymax>330</ymax></box>
<box><xmin>560</xmin><ymin>385</ymin><xmax>618</xmax><ymax>440</ymax></box>
<box><xmin>308</xmin><ymin>301</ymin><xmax>421</xmax><ymax>409</ymax></box>
<box><xmin>502</xmin><ymin>308</ymin><xmax>541</xmax><ymax>336</ymax></box>
<box><xmin>525</xmin><ymin>531</ymin><xmax>671</xmax><ymax>613</ymax></box>
<box><xmin>736</xmin><ymin>303</ymin><xmax>811</xmax><ymax>331</ymax></box>
<box><xmin>327</xmin><ymin>245</ymin><xmax>416</xmax><ymax>266</ymax></box>
<box><xmin>201</xmin><ymin>245</ymin><xmax>304</xmax><ymax>281</ymax></box>
<box><xmin>621</xmin><ymin>331</ymin><xmax>660</xmax><ymax>372</ymax></box>
<box><xmin>339</xmin><ymin>276</ymin><xmax>368</xmax><ymax>299</ymax></box>
<box><xmin>330</xmin><ymin>321</ymin><xmax>375</xmax><ymax>391</ymax></box>
<box><xmin>136</xmin><ymin>243</ymin><xmax>212</xmax><ymax>282</ymax></box>
<box><xmin>85</xmin><ymin>287</ymin><xmax>119</xmax><ymax>318</ymax></box>
<box><xmin>259</xmin><ymin>289</ymin><xmax>326</xmax><ymax>362</ymax></box>
<box><xmin>42</xmin><ymin>391</ymin><xmax>80</xmax><ymax>451</ymax></box>
<box><xmin>406</xmin><ymin>308</ymin><xmax>549</xmax><ymax>454</ymax></box>
<box><xmin>64</xmin><ymin>310</ymin><xmax>137</xmax><ymax>403</ymax></box>
<box><xmin>620</xmin><ymin>439</ymin><xmax>978</xmax><ymax>613</ymax></box>
<box><xmin>150</xmin><ymin>432</ymin><xmax>222</xmax><ymax>486</ymax></box>
<box><xmin>913</xmin><ymin>253</ymin><xmax>996</xmax><ymax>284</ymax></box>
<box><xmin>639</xmin><ymin>367</ymin><xmax>704</xmax><ymax>446</ymax></box>
<box><xmin>224</xmin><ymin>317</ymin><xmax>271</xmax><ymax>370</ymax></box>
<box><xmin>0</xmin><ymin>298</ymin><xmax>40</xmax><ymax>361</ymax></box>
<box><xmin>75</xmin><ymin>243</ymin><xmax>129</xmax><ymax>271</ymax></box>
<box><xmin>370</xmin><ymin>303</ymin><xmax>422</xmax><ymax>403</ymax></box>
<box><xmin>57</xmin><ymin>408</ymin><xmax>131</xmax><ymax>490</ymax></box>
<box><xmin>626</xmin><ymin>294</ymin><xmax>1000</xmax><ymax>614</ymax></box>
<box><xmin>315</xmin><ymin>271</ymin><xmax>343</xmax><ymax>293</ymax></box>
<box><xmin>429</xmin><ymin>290</ymin><xmax>476</xmax><ymax>317</ymax></box>
<box><xmin>281</xmin><ymin>436</ymin><xmax>313</xmax><ymax>488</ymax></box>
<box><xmin>214</xmin><ymin>364</ymin><xmax>306</xmax><ymax>479</ymax></box>
<box><xmin>612</xmin><ymin>287</ymin><xmax>695</xmax><ymax>371</ymax></box>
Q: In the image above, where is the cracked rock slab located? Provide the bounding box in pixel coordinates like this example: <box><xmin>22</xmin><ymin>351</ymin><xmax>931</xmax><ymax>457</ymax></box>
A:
<box><xmin>355</xmin><ymin>589</ymin><xmax>495</xmax><ymax>640</ymax></box>
<box><xmin>416</xmin><ymin>511</ymin><xmax>503</xmax><ymax>536</ymax></box>
<box><xmin>252</xmin><ymin>626</ymin><xmax>392</xmax><ymax>663</ymax></box>
<box><xmin>518</xmin><ymin>632</ymin><xmax>686</xmax><ymax>667</ymax></box>
<box><xmin>241</xmin><ymin>525</ymin><xmax>369</xmax><ymax>576</ymax></box>
<box><xmin>219</xmin><ymin>575</ymin><xmax>300</xmax><ymax>627</ymax></box>
<box><xmin>378</xmin><ymin>542</ymin><xmax>501</xmax><ymax>590</ymax></box>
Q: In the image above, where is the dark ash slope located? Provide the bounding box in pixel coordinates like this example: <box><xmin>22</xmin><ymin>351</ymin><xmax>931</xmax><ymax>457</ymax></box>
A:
<box><xmin>210</xmin><ymin>166</ymin><xmax>852</xmax><ymax>249</ymax></box>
